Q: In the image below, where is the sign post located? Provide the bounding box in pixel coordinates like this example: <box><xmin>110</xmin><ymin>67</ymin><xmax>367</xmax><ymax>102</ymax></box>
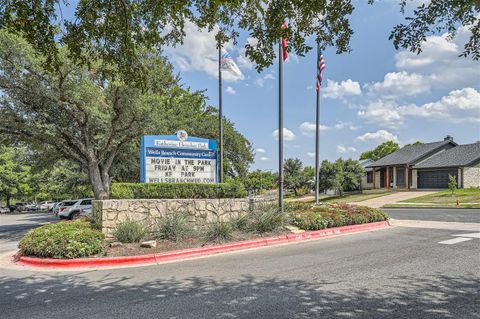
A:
<box><xmin>140</xmin><ymin>132</ymin><xmax>218</xmax><ymax>184</ymax></box>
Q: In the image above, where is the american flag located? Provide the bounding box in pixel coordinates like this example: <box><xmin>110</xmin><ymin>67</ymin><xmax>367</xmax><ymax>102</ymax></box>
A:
<box><xmin>316</xmin><ymin>52</ymin><xmax>325</xmax><ymax>91</ymax></box>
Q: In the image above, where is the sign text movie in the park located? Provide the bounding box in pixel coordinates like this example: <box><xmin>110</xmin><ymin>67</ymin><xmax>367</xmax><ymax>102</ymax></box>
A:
<box><xmin>140</xmin><ymin>133</ymin><xmax>217</xmax><ymax>183</ymax></box>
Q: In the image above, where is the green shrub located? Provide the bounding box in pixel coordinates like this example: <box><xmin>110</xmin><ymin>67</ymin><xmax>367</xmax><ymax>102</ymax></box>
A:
<box><xmin>80</xmin><ymin>215</ymin><xmax>102</xmax><ymax>231</ymax></box>
<box><xmin>113</xmin><ymin>219</ymin><xmax>147</xmax><ymax>243</ymax></box>
<box><xmin>289</xmin><ymin>203</ymin><xmax>389</xmax><ymax>231</ymax></box>
<box><xmin>18</xmin><ymin>220</ymin><xmax>104</xmax><ymax>259</ymax></box>
<box><xmin>205</xmin><ymin>222</ymin><xmax>233</xmax><ymax>242</ymax></box>
<box><xmin>156</xmin><ymin>213</ymin><xmax>193</xmax><ymax>241</ymax></box>
<box><xmin>111</xmin><ymin>182</ymin><xmax>247</xmax><ymax>199</ymax></box>
<box><xmin>249</xmin><ymin>203</ymin><xmax>287</xmax><ymax>233</ymax></box>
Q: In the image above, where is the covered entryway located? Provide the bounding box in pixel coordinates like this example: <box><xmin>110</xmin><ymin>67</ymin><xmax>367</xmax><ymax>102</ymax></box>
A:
<box><xmin>417</xmin><ymin>169</ymin><xmax>458</xmax><ymax>189</ymax></box>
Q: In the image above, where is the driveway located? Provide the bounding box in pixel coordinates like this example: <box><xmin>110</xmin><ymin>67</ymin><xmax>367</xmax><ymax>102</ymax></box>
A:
<box><xmin>350</xmin><ymin>191</ymin><xmax>437</xmax><ymax>208</ymax></box>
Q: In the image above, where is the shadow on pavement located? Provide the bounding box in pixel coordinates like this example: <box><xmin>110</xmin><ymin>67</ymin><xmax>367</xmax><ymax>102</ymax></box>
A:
<box><xmin>0</xmin><ymin>272</ymin><xmax>478</xmax><ymax>318</ymax></box>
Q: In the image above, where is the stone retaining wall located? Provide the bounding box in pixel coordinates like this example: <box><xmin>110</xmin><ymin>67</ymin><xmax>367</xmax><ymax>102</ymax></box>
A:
<box><xmin>92</xmin><ymin>198</ymin><xmax>253</xmax><ymax>239</ymax></box>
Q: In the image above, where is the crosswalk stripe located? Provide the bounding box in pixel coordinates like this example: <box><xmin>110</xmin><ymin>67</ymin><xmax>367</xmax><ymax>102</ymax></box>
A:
<box><xmin>438</xmin><ymin>237</ymin><xmax>473</xmax><ymax>245</ymax></box>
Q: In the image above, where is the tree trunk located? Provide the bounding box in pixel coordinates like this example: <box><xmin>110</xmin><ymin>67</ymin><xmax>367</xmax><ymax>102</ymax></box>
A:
<box><xmin>87</xmin><ymin>160</ymin><xmax>109</xmax><ymax>200</ymax></box>
<box><xmin>6</xmin><ymin>195</ymin><xmax>11</xmax><ymax>207</ymax></box>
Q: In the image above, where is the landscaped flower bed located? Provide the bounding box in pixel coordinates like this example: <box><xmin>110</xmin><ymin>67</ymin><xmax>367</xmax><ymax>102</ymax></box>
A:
<box><xmin>287</xmin><ymin>203</ymin><xmax>389</xmax><ymax>231</ymax></box>
<box><xmin>17</xmin><ymin>203</ymin><xmax>389</xmax><ymax>259</ymax></box>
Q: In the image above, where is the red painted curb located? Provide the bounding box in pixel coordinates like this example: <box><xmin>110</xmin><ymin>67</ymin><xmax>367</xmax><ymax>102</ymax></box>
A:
<box><xmin>15</xmin><ymin>221</ymin><xmax>389</xmax><ymax>269</ymax></box>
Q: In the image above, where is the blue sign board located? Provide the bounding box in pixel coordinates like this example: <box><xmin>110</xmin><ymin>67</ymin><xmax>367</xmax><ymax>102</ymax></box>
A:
<box><xmin>140</xmin><ymin>133</ymin><xmax>217</xmax><ymax>183</ymax></box>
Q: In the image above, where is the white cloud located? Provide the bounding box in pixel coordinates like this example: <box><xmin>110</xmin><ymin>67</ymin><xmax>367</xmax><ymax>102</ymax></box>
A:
<box><xmin>394</xmin><ymin>26</ymin><xmax>479</xmax><ymax>90</ymax></box>
<box><xmin>322</xmin><ymin>79</ymin><xmax>362</xmax><ymax>99</ymax></box>
<box><xmin>400</xmin><ymin>87</ymin><xmax>480</xmax><ymax>123</ymax></box>
<box><xmin>355</xmin><ymin>130</ymin><xmax>399</xmax><ymax>143</ymax></box>
<box><xmin>236</xmin><ymin>37</ymin><xmax>257</xmax><ymax>70</ymax></box>
<box><xmin>367</xmin><ymin>71</ymin><xmax>430</xmax><ymax>98</ymax></box>
<box><xmin>260</xmin><ymin>157</ymin><xmax>270</xmax><ymax>161</ymax></box>
<box><xmin>225</xmin><ymin>86</ymin><xmax>236</xmax><ymax>95</ymax></box>
<box><xmin>272</xmin><ymin>128</ymin><xmax>295</xmax><ymax>141</ymax></box>
<box><xmin>337</xmin><ymin>145</ymin><xmax>357</xmax><ymax>154</ymax></box>
<box><xmin>166</xmin><ymin>21</ymin><xmax>244</xmax><ymax>81</ymax></box>
<box><xmin>256</xmin><ymin>148</ymin><xmax>266</xmax><ymax>153</ymax></box>
<box><xmin>358</xmin><ymin>88</ymin><xmax>480</xmax><ymax>126</ymax></box>
<box><xmin>255</xmin><ymin>72</ymin><xmax>276</xmax><ymax>87</ymax></box>
<box><xmin>334</xmin><ymin>121</ymin><xmax>360</xmax><ymax>131</ymax></box>
<box><xmin>357</xmin><ymin>100</ymin><xmax>404</xmax><ymax>128</ymax></box>
<box><xmin>306</xmin><ymin>85</ymin><xmax>314</xmax><ymax>90</ymax></box>
<box><xmin>299</xmin><ymin>122</ymin><xmax>330</xmax><ymax>136</ymax></box>
<box><xmin>307</xmin><ymin>152</ymin><xmax>316</xmax><ymax>158</ymax></box>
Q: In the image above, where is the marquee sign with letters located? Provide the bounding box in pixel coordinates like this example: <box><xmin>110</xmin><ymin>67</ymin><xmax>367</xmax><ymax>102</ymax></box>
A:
<box><xmin>140</xmin><ymin>133</ymin><xmax>218</xmax><ymax>183</ymax></box>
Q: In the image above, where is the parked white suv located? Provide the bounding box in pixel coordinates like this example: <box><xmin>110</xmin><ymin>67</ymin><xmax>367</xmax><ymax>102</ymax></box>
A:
<box><xmin>58</xmin><ymin>198</ymin><xmax>93</xmax><ymax>220</ymax></box>
<box><xmin>39</xmin><ymin>201</ymin><xmax>56</xmax><ymax>211</ymax></box>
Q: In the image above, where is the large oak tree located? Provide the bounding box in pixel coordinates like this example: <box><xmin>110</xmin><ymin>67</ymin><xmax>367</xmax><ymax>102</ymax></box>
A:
<box><xmin>0</xmin><ymin>31</ymin><xmax>253</xmax><ymax>199</ymax></box>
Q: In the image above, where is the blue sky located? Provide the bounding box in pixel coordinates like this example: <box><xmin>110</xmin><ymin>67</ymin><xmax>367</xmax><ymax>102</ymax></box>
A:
<box><xmin>165</xmin><ymin>1</ymin><xmax>480</xmax><ymax>171</ymax></box>
<box><xmin>62</xmin><ymin>2</ymin><xmax>480</xmax><ymax>172</ymax></box>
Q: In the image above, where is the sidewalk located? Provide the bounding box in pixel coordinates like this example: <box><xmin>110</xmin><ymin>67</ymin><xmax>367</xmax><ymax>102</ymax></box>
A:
<box><xmin>349</xmin><ymin>191</ymin><xmax>437</xmax><ymax>208</ymax></box>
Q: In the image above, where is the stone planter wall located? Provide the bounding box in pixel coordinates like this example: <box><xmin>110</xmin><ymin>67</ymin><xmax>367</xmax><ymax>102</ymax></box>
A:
<box><xmin>92</xmin><ymin>198</ymin><xmax>253</xmax><ymax>239</ymax></box>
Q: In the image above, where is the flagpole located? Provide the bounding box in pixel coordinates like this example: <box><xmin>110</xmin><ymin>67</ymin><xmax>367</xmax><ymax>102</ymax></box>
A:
<box><xmin>315</xmin><ymin>43</ymin><xmax>320</xmax><ymax>204</ymax></box>
<box><xmin>218</xmin><ymin>41</ymin><xmax>224</xmax><ymax>183</ymax></box>
<box><xmin>278</xmin><ymin>39</ymin><xmax>284</xmax><ymax>214</ymax></box>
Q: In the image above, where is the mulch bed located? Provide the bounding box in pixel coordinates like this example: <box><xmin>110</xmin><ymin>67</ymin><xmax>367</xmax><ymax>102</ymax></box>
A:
<box><xmin>104</xmin><ymin>229</ymin><xmax>290</xmax><ymax>257</ymax></box>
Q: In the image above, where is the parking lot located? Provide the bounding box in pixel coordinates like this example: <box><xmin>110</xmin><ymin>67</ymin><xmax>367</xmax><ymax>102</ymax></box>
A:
<box><xmin>0</xmin><ymin>212</ymin><xmax>56</xmax><ymax>254</ymax></box>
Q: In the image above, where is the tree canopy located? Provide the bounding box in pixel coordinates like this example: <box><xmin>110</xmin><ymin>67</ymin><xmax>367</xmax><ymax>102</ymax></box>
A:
<box><xmin>1</xmin><ymin>0</ymin><xmax>477</xmax><ymax>86</ymax></box>
<box><xmin>0</xmin><ymin>146</ymin><xmax>31</xmax><ymax>206</ymax></box>
<box><xmin>0</xmin><ymin>0</ymin><xmax>355</xmax><ymax>83</ymax></box>
<box><xmin>243</xmin><ymin>170</ymin><xmax>276</xmax><ymax>191</ymax></box>
<box><xmin>284</xmin><ymin>158</ymin><xmax>314</xmax><ymax>196</ymax></box>
<box><xmin>390</xmin><ymin>0</ymin><xmax>479</xmax><ymax>60</ymax></box>
<box><xmin>359</xmin><ymin>141</ymin><xmax>400</xmax><ymax>161</ymax></box>
<box><xmin>0</xmin><ymin>30</ymin><xmax>253</xmax><ymax>199</ymax></box>
<box><xmin>318</xmin><ymin>158</ymin><xmax>364</xmax><ymax>196</ymax></box>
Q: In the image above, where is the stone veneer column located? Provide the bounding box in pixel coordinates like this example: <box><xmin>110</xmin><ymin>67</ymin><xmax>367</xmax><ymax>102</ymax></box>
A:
<box><xmin>458</xmin><ymin>168</ymin><xmax>462</xmax><ymax>188</ymax></box>
<box><xmin>411</xmin><ymin>169</ymin><xmax>418</xmax><ymax>189</ymax></box>
<box><xmin>392</xmin><ymin>167</ymin><xmax>397</xmax><ymax>189</ymax></box>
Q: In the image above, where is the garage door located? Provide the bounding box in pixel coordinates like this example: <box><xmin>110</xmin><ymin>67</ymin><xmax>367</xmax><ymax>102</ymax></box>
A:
<box><xmin>417</xmin><ymin>170</ymin><xmax>458</xmax><ymax>189</ymax></box>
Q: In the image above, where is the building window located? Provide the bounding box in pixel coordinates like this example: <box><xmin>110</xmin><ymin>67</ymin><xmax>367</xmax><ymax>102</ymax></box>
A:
<box><xmin>367</xmin><ymin>171</ymin><xmax>373</xmax><ymax>183</ymax></box>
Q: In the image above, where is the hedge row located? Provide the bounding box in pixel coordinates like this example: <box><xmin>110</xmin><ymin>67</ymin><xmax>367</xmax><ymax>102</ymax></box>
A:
<box><xmin>287</xmin><ymin>203</ymin><xmax>389</xmax><ymax>231</ymax></box>
<box><xmin>110</xmin><ymin>182</ymin><xmax>247</xmax><ymax>199</ymax></box>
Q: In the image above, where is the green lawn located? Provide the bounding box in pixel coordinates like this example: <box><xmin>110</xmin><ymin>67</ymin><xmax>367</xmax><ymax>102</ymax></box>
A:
<box><xmin>286</xmin><ymin>190</ymin><xmax>390</xmax><ymax>204</ymax></box>
<box><xmin>320</xmin><ymin>190</ymin><xmax>390</xmax><ymax>204</ymax></box>
<box><xmin>399</xmin><ymin>188</ymin><xmax>480</xmax><ymax>204</ymax></box>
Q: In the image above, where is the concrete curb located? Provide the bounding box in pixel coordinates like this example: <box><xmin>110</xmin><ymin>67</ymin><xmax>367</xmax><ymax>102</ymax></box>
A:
<box><xmin>15</xmin><ymin>221</ymin><xmax>390</xmax><ymax>269</ymax></box>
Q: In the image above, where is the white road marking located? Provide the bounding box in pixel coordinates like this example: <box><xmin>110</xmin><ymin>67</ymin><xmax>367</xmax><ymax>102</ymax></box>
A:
<box><xmin>438</xmin><ymin>237</ymin><xmax>473</xmax><ymax>245</ymax></box>
<box><xmin>452</xmin><ymin>232</ymin><xmax>480</xmax><ymax>239</ymax></box>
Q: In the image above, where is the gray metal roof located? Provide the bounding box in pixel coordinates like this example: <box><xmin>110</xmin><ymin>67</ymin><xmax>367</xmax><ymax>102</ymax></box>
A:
<box><xmin>368</xmin><ymin>141</ymin><xmax>454</xmax><ymax>167</ymax></box>
<box><xmin>415</xmin><ymin>142</ymin><xmax>480</xmax><ymax>168</ymax></box>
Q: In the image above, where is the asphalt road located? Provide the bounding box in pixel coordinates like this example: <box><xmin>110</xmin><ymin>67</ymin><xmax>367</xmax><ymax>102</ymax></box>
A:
<box><xmin>384</xmin><ymin>208</ymin><xmax>480</xmax><ymax>223</ymax></box>
<box><xmin>1</xmin><ymin>215</ymin><xmax>479</xmax><ymax>318</ymax></box>
<box><xmin>0</xmin><ymin>212</ymin><xmax>56</xmax><ymax>254</ymax></box>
